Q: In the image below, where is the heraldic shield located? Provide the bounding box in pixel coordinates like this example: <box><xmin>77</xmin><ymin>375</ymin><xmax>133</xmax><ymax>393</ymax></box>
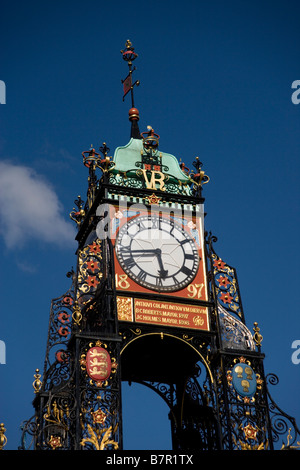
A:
<box><xmin>232</xmin><ymin>362</ymin><xmax>257</xmax><ymax>398</ymax></box>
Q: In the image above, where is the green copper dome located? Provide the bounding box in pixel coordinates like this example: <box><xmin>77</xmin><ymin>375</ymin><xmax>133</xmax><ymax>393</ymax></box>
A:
<box><xmin>109</xmin><ymin>137</ymin><xmax>192</xmax><ymax>195</ymax></box>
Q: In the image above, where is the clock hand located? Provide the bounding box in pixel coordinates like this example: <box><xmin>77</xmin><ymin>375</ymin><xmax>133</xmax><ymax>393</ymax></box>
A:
<box><xmin>154</xmin><ymin>249</ymin><xmax>168</xmax><ymax>279</ymax></box>
<box><xmin>130</xmin><ymin>249</ymin><xmax>158</xmax><ymax>256</ymax></box>
<box><xmin>130</xmin><ymin>248</ymin><xmax>168</xmax><ymax>278</ymax></box>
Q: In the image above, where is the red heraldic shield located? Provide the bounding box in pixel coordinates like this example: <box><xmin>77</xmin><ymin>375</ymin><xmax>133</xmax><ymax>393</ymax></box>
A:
<box><xmin>86</xmin><ymin>346</ymin><xmax>112</xmax><ymax>383</ymax></box>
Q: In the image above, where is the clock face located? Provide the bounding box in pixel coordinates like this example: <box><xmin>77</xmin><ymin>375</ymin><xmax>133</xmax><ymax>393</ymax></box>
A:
<box><xmin>115</xmin><ymin>215</ymin><xmax>199</xmax><ymax>292</ymax></box>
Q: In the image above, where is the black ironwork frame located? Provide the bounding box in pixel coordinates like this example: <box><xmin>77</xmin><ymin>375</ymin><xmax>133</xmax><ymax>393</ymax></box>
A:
<box><xmin>19</xmin><ymin>158</ymin><xmax>300</xmax><ymax>452</ymax></box>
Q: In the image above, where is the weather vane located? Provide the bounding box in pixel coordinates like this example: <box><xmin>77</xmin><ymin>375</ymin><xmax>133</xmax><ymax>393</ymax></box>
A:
<box><xmin>120</xmin><ymin>40</ymin><xmax>140</xmax><ymax>107</ymax></box>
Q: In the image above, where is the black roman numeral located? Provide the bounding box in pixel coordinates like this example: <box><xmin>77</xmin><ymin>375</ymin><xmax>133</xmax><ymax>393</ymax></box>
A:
<box><xmin>151</xmin><ymin>217</ymin><xmax>158</xmax><ymax>229</ymax></box>
<box><xmin>136</xmin><ymin>219</ymin><xmax>147</xmax><ymax>231</ymax></box>
<box><xmin>119</xmin><ymin>245</ymin><xmax>131</xmax><ymax>253</ymax></box>
<box><xmin>119</xmin><ymin>246</ymin><xmax>134</xmax><ymax>266</ymax></box>
<box><xmin>123</xmin><ymin>255</ymin><xmax>135</xmax><ymax>269</ymax></box>
<box><xmin>181</xmin><ymin>266</ymin><xmax>193</xmax><ymax>276</ymax></box>
<box><xmin>137</xmin><ymin>270</ymin><xmax>147</xmax><ymax>281</ymax></box>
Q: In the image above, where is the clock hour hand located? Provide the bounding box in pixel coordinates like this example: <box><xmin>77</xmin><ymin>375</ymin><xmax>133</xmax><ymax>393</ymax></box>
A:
<box><xmin>130</xmin><ymin>248</ymin><xmax>168</xmax><ymax>279</ymax></box>
<box><xmin>154</xmin><ymin>248</ymin><xmax>168</xmax><ymax>279</ymax></box>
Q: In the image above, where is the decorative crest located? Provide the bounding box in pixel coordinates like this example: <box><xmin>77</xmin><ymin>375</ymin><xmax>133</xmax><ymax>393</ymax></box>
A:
<box><xmin>121</xmin><ymin>39</ymin><xmax>138</xmax><ymax>63</ymax></box>
<box><xmin>141</xmin><ymin>125</ymin><xmax>160</xmax><ymax>152</ymax></box>
<box><xmin>82</xmin><ymin>145</ymin><xmax>101</xmax><ymax>168</ymax></box>
<box><xmin>74</xmin><ymin>143</ymin><xmax>115</xmax><ymax>212</ymax></box>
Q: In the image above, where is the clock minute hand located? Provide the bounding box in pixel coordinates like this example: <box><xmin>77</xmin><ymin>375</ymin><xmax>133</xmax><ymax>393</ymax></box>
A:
<box><xmin>130</xmin><ymin>249</ymin><xmax>158</xmax><ymax>256</ymax></box>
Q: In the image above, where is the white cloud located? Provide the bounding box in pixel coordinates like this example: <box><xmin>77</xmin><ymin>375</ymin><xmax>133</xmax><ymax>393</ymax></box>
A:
<box><xmin>15</xmin><ymin>260</ymin><xmax>37</xmax><ymax>273</ymax></box>
<box><xmin>0</xmin><ymin>161</ymin><xmax>76</xmax><ymax>249</ymax></box>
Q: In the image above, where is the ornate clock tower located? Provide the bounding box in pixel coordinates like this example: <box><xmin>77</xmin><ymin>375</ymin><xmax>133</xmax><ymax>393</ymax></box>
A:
<box><xmin>20</xmin><ymin>41</ymin><xmax>299</xmax><ymax>451</ymax></box>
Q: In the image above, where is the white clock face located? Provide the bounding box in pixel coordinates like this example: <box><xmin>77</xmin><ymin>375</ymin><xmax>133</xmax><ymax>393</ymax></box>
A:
<box><xmin>115</xmin><ymin>215</ymin><xmax>199</xmax><ymax>292</ymax></box>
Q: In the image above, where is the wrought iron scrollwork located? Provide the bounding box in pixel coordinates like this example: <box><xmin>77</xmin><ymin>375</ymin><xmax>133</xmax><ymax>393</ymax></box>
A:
<box><xmin>19</xmin><ymin>417</ymin><xmax>38</xmax><ymax>450</ymax></box>
<box><xmin>42</xmin><ymin>284</ymin><xmax>74</xmax><ymax>387</ymax></box>
<box><xmin>266</xmin><ymin>373</ymin><xmax>300</xmax><ymax>449</ymax></box>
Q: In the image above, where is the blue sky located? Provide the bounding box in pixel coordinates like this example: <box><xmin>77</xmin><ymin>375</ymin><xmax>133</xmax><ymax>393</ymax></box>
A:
<box><xmin>0</xmin><ymin>0</ymin><xmax>299</xmax><ymax>450</ymax></box>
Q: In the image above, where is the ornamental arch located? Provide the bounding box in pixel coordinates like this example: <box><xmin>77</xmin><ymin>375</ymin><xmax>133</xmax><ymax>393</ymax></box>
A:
<box><xmin>119</xmin><ymin>331</ymin><xmax>220</xmax><ymax>450</ymax></box>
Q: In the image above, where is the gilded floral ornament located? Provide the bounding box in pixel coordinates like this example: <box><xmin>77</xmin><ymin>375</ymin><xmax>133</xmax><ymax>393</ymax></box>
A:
<box><xmin>281</xmin><ymin>428</ymin><xmax>300</xmax><ymax>450</ymax></box>
<box><xmin>81</xmin><ymin>423</ymin><xmax>119</xmax><ymax>450</ymax></box>
<box><xmin>92</xmin><ymin>409</ymin><xmax>107</xmax><ymax>425</ymax></box>
<box><xmin>243</xmin><ymin>423</ymin><xmax>258</xmax><ymax>441</ymax></box>
<box><xmin>43</xmin><ymin>400</ymin><xmax>69</xmax><ymax>449</ymax></box>
<box><xmin>48</xmin><ymin>435</ymin><xmax>62</xmax><ymax>450</ymax></box>
<box><xmin>44</xmin><ymin>400</ymin><xmax>69</xmax><ymax>427</ymax></box>
<box><xmin>238</xmin><ymin>439</ymin><xmax>267</xmax><ymax>450</ymax></box>
<box><xmin>146</xmin><ymin>192</ymin><xmax>161</xmax><ymax>205</ymax></box>
<box><xmin>231</xmin><ymin>421</ymin><xmax>268</xmax><ymax>450</ymax></box>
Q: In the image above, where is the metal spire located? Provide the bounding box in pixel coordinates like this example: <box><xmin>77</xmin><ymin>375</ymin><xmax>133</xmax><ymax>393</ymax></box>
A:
<box><xmin>120</xmin><ymin>40</ymin><xmax>141</xmax><ymax>139</ymax></box>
